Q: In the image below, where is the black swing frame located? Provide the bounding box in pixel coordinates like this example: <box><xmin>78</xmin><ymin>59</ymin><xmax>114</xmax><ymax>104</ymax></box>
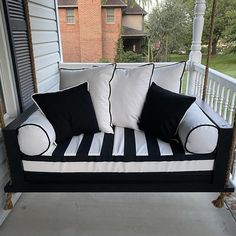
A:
<box><xmin>3</xmin><ymin>98</ymin><xmax>235</xmax><ymax>193</ymax></box>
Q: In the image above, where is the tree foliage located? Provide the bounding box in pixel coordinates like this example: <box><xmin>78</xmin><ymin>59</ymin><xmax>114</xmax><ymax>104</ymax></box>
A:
<box><xmin>147</xmin><ymin>0</ymin><xmax>192</xmax><ymax>61</ymax></box>
<box><xmin>201</xmin><ymin>0</ymin><xmax>236</xmax><ymax>54</ymax></box>
<box><xmin>183</xmin><ymin>0</ymin><xmax>236</xmax><ymax>54</ymax></box>
<box><xmin>147</xmin><ymin>0</ymin><xmax>236</xmax><ymax>58</ymax></box>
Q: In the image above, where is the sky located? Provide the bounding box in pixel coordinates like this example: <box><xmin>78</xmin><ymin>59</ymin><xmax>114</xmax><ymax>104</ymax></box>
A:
<box><xmin>141</xmin><ymin>0</ymin><xmax>164</xmax><ymax>13</ymax></box>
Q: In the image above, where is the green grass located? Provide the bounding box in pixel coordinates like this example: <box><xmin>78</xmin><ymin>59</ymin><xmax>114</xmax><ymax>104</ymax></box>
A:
<box><xmin>202</xmin><ymin>54</ymin><xmax>236</xmax><ymax>78</ymax></box>
<box><xmin>170</xmin><ymin>53</ymin><xmax>236</xmax><ymax>78</ymax></box>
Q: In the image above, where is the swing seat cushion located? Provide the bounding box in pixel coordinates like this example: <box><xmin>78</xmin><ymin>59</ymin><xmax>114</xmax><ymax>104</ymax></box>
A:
<box><xmin>18</xmin><ymin>101</ymin><xmax>218</xmax><ymax>158</ymax></box>
<box><xmin>21</xmin><ymin>126</ymin><xmax>215</xmax><ymax>174</ymax></box>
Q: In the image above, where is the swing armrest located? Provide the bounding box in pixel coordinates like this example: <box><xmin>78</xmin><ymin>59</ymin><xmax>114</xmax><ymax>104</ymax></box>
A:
<box><xmin>195</xmin><ymin>98</ymin><xmax>232</xmax><ymax>129</ymax></box>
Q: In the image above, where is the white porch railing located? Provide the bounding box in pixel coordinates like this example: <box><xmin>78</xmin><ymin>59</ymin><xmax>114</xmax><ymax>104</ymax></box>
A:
<box><xmin>190</xmin><ymin>62</ymin><xmax>236</xmax><ymax>125</ymax></box>
<box><xmin>187</xmin><ymin>61</ymin><xmax>236</xmax><ymax>186</ymax></box>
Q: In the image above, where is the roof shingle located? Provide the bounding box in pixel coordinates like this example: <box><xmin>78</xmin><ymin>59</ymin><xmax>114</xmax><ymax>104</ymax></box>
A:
<box><xmin>121</xmin><ymin>26</ymin><xmax>146</xmax><ymax>37</ymax></box>
<box><xmin>102</xmin><ymin>0</ymin><xmax>127</xmax><ymax>7</ymax></box>
<box><xmin>122</xmin><ymin>0</ymin><xmax>147</xmax><ymax>15</ymax></box>
<box><xmin>57</xmin><ymin>0</ymin><xmax>78</xmax><ymax>7</ymax></box>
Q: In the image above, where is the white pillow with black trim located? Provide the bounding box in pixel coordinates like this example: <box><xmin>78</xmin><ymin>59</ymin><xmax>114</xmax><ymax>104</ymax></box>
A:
<box><xmin>60</xmin><ymin>64</ymin><xmax>116</xmax><ymax>134</ymax></box>
<box><xmin>178</xmin><ymin>103</ymin><xmax>219</xmax><ymax>154</ymax></box>
<box><xmin>111</xmin><ymin>64</ymin><xmax>154</xmax><ymax>130</ymax></box>
<box><xmin>18</xmin><ymin>110</ymin><xmax>56</xmax><ymax>156</ymax></box>
<box><xmin>152</xmin><ymin>61</ymin><xmax>186</xmax><ymax>93</ymax></box>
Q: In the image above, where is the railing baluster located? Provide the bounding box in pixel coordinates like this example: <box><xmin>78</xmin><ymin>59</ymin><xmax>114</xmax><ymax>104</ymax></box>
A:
<box><xmin>222</xmin><ymin>88</ymin><xmax>230</xmax><ymax>121</ymax></box>
<box><xmin>199</xmin><ymin>74</ymin><xmax>204</xmax><ymax>99</ymax></box>
<box><xmin>228</xmin><ymin>91</ymin><xmax>236</xmax><ymax>125</ymax></box>
<box><xmin>205</xmin><ymin>79</ymin><xmax>212</xmax><ymax>105</ymax></box>
<box><xmin>218</xmin><ymin>86</ymin><xmax>225</xmax><ymax>116</ymax></box>
<box><xmin>197</xmin><ymin>73</ymin><xmax>202</xmax><ymax>98</ymax></box>
<box><xmin>209</xmin><ymin>79</ymin><xmax>215</xmax><ymax>109</ymax></box>
<box><xmin>213</xmin><ymin>82</ymin><xmax>220</xmax><ymax>112</ymax></box>
<box><xmin>194</xmin><ymin>72</ymin><xmax>199</xmax><ymax>96</ymax></box>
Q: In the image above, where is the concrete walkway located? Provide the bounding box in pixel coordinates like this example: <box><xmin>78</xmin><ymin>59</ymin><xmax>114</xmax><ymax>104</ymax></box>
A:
<box><xmin>0</xmin><ymin>193</ymin><xmax>236</xmax><ymax>236</ymax></box>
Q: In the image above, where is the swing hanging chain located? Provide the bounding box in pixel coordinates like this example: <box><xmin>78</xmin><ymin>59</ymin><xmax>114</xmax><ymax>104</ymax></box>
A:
<box><xmin>202</xmin><ymin>0</ymin><xmax>217</xmax><ymax>101</ymax></box>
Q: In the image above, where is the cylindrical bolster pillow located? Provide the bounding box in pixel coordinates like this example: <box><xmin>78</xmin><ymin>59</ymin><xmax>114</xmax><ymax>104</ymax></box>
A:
<box><xmin>178</xmin><ymin>103</ymin><xmax>218</xmax><ymax>154</ymax></box>
<box><xmin>17</xmin><ymin>110</ymin><xmax>56</xmax><ymax>156</ymax></box>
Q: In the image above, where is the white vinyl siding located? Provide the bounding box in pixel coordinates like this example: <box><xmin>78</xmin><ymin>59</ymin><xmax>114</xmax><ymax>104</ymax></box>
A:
<box><xmin>0</xmin><ymin>0</ymin><xmax>60</xmax><ymax>225</ymax></box>
<box><xmin>29</xmin><ymin>0</ymin><xmax>61</xmax><ymax>93</ymax></box>
<box><xmin>0</xmin><ymin>1</ymin><xmax>20</xmax><ymax>225</ymax></box>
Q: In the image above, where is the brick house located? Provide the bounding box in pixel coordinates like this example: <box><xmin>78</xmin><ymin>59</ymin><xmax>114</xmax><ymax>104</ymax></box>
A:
<box><xmin>57</xmin><ymin>0</ymin><xmax>147</xmax><ymax>62</ymax></box>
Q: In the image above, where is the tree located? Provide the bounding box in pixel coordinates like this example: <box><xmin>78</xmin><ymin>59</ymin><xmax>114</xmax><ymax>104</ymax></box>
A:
<box><xmin>222</xmin><ymin>2</ymin><xmax>236</xmax><ymax>53</ymax></box>
<box><xmin>115</xmin><ymin>37</ymin><xmax>125</xmax><ymax>62</ymax></box>
<box><xmin>201</xmin><ymin>0</ymin><xmax>236</xmax><ymax>54</ymax></box>
<box><xmin>147</xmin><ymin>0</ymin><xmax>192</xmax><ymax>61</ymax></box>
<box><xmin>115</xmin><ymin>37</ymin><xmax>143</xmax><ymax>62</ymax></box>
<box><xmin>183</xmin><ymin>0</ymin><xmax>236</xmax><ymax>55</ymax></box>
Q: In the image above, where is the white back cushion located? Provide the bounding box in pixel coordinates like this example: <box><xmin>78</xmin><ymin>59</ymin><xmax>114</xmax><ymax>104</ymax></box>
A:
<box><xmin>18</xmin><ymin>110</ymin><xmax>56</xmax><ymax>156</ymax></box>
<box><xmin>178</xmin><ymin>103</ymin><xmax>218</xmax><ymax>154</ymax></box>
<box><xmin>111</xmin><ymin>64</ymin><xmax>154</xmax><ymax>130</ymax></box>
<box><xmin>60</xmin><ymin>64</ymin><xmax>116</xmax><ymax>133</ymax></box>
<box><xmin>152</xmin><ymin>62</ymin><xmax>186</xmax><ymax>93</ymax></box>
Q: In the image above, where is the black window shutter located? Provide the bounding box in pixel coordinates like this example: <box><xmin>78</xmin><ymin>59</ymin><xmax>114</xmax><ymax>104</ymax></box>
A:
<box><xmin>3</xmin><ymin>0</ymin><xmax>36</xmax><ymax>112</ymax></box>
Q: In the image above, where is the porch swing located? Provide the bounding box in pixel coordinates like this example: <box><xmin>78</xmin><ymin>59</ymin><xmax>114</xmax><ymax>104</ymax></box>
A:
<box><xmin>2</xmin><ymin>0</ymin><xmax>235</xmax><ymax>211</ymax></box>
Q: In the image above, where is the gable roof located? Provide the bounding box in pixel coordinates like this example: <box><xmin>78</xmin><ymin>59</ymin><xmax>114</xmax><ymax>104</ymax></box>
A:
<box><xmin>57</xmin><ymin>0</ymin><xmax>78</xmax><ymax>7</ymax></box>
<box><xmin>122</xmin><ymin>0</ymin><xmax>147</xmax><ymax>15</ymax></box>
<box><xmin>102</xmin><ymin>0</ymin><xmax>127</xmax><ymax>7</ymax></box>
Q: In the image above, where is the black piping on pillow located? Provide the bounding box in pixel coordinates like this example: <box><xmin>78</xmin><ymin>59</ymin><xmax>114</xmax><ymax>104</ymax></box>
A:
<box><xmin>108</xmin><ymin>63</ymin><xmax>117</xmax><ymax>129</ymax></box>
<box><xmin>184</xmin><ymin>124</ymin><xmax>219</xmax><ymax>154</ymax></box>
<box><xmin>17</xmin><ymin>123</ymin><xmax>51</xmax><ymax>156</ymax></box>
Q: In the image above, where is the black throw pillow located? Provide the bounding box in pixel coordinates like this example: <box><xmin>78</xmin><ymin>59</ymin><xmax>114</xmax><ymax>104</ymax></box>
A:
<box><xmin>138</xmin><ymin>82</ymin><xmax>196</xmax><ymax>142</ymax></box>
<box><xmin>32</xmin><ymin>82</ymin><xmax>99</xmax><ymax>143</ymax></box>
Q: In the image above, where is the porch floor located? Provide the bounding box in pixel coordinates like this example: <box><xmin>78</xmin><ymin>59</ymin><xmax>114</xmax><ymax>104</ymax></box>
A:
<box><xmin>0</xmin><ymin>193</ymin><xmax>236</xmax><ymax>236</ymax></box>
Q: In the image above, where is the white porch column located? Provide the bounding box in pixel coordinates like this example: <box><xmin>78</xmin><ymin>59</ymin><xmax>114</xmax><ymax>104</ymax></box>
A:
<box><xmin>187</xmin><ymin>0</ymin><xmax>206</xmax><ymax>95</ymax></box>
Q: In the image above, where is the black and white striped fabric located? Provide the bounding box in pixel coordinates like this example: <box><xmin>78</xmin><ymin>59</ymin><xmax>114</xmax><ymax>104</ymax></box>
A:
<box><xmin>22</xmin><ymin>127</ymin><xmax>215</xmax><ymax>173</ymax></box>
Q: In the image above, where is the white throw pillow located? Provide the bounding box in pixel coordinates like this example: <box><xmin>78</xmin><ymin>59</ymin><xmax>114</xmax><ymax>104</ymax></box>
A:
<box><xmin>151</xmin><ymin>61</ymin><xmax>186</xmax><ymax>93</ymax></box>
<box><xmin>111</xmin><ymin>64</ymin><xmax>154</xmax><ymax>130</ymax></box>
<box><xmin>60</xmin><ymin>64</ymin><xmax>116</xmax><ymax>133</ymax></box>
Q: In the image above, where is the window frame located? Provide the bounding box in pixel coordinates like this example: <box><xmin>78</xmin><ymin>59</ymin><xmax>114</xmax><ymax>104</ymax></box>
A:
<box><xmin>106</xmin><ymin>8</ymin><xmax>115</xmax><ymax>24</ymax></box>
<box><xmin>0</xmin><ymin>3</ymin><xmax>19</xmax><ymax>127</ymax></box>
<box><xmin>66</xmin><ymin>8</ymin><xmax>75</xmax><ymax>24</ymax></box>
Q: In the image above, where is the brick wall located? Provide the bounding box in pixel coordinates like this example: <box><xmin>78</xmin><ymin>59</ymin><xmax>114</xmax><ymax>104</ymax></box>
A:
<box><xmin>59</xmin><ymin>0</ymin><xmax>122</xmax><ymax>62</ymax></box>
<box><xmin>58</xmin><ymin>8</ymin><xmax>81</xmax><ymax>62</ymax></box>
<box><xmin>78</xmin><ymin>0</ymin><xmax>102</xmax><ymax>62</ymax></box>
<box><xmin>102</xmin><ymin>8</ymin><xmax>122</xmax><ymax>62</ymax></box>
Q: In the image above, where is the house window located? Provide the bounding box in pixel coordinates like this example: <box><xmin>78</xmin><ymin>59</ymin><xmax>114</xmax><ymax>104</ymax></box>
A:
<box><xmin>106</xmin><ymin>8</ymin><xmax>115</xmax><ymax>24</ymax></box>
<box><xmin>66</xmin><ymin>9</ymin><xmax>75</xmax><ymax>24</ymax></box>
